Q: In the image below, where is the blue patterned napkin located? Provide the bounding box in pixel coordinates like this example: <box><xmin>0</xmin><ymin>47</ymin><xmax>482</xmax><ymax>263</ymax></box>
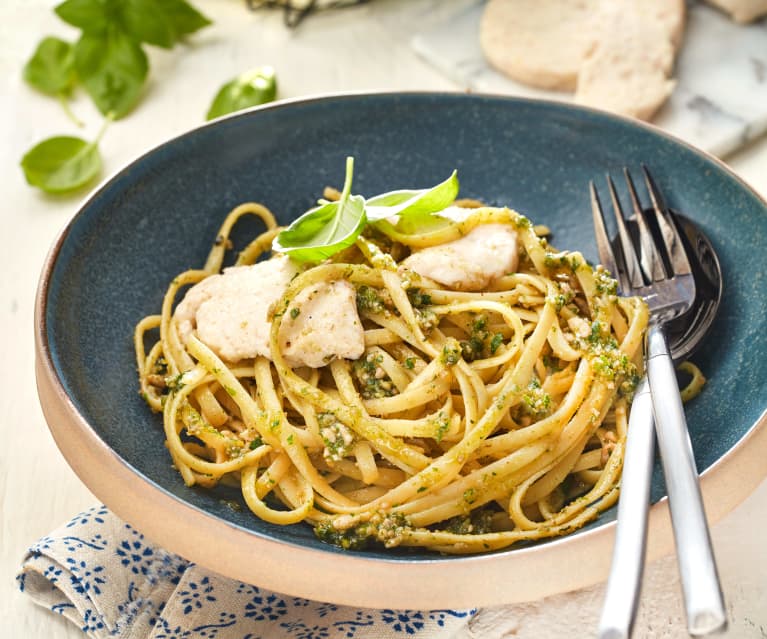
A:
<box><xmin>16</xmin><ymin>506</ymin><xmax>477</xmax><ymax>638</ymax></box>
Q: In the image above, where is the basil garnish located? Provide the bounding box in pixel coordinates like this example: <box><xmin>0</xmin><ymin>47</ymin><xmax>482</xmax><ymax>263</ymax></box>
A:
<box><xmin>273</xmin><ymin>159</ymin><xmax>460</xmax><ymax>263</ymax></box>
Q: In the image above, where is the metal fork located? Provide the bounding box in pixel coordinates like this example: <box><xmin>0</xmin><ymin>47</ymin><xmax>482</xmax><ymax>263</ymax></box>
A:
<box><xmin>591</xmin><ymin>167</ymin><xmax>727</xmax><ymax>638</ymax></box>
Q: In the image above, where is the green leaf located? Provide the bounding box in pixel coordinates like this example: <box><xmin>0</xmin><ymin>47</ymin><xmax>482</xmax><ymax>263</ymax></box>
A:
<box><xmin>55</xmin><ymin>0</ymin><xmax>114</xmax><ymax>33</ymax></box>
<box><xmin>23</xmin><ymin>37</ymin><xmax>76</xmax><ymax>96</ymax></box>
<box><xmin>366</xmin><ymin>170</ymin><xmax>459</xmax><ymax>222</ymax></box>
<box><xmin>273</xmin><ymin>161</ymin><xmax>464</xmax><ymax>261</ymax></box>
<box><xmin>20</xmin><ymin>135</ymin><xmax>101</xmax><ymax>193</ymax></box>
<box><xmin>74</xmin><ymin>29</ymin><xmax>148</xmax><ymax>119</ymax></box>
<box><xmin>274</xmin><ymin>197</ymin><xmax>367</xmax><ymax>263</ymax></box>
<box><xmin>206</xmin><ymin>66</ymin><xmax>277</xmax><ymax>120</ymax></box>
<box><xmin>156</xmin><ymin>0</ymin><xmax>212</xmax><ymax>37</ymax></box>
<box><xmin>119</xmin><ymin>0</ymin><xmax>211</xmax><ymax>49</ymax></box>
<box><xmin>274</xmin><ymin>158</ymin><xmax>367</xmax><ymax>263</ymax></box>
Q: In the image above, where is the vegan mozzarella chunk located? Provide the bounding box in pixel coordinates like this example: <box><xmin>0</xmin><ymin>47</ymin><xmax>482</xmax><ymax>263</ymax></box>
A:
<box><xmin>175</xmin><ymin>256</ymin><xmax>299</xmax><ymax>362</ymax></box>
<box><xmin>279</xmin><ymin>279</ymin><xmax>365</xmax><ymax>369</ymax></box>
<box><xmin>175</xmin><ymin>256</ymin><xmax>365</xmax><ymax>368</ymax></box>
<box><xmin>402</xmin><ymin>223</ymin><xmax>519</xmax><ymax>291</ymax></box>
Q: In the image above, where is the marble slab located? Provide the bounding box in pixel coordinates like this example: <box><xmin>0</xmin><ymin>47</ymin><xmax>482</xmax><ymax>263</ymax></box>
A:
<box><xmin>410</xmin><ymin>0</ymin><xmax>767</xmax><ymax>157</ymax></box>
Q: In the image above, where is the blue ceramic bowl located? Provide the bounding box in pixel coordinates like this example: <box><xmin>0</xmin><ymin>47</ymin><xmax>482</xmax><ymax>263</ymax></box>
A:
<box><xmin>36</xmin><ymin>93</ymin><xmax>767</xmax><ymax>608</ymax></box>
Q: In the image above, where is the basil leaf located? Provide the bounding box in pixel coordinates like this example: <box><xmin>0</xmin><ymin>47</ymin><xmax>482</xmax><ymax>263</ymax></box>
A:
<box><xmin>20</xmin><ymin>135</ymin><xmax>101</xmax><ymax>193</ymax></box>
<box><xmin>23</xmin><ymin>37</ymin><xmax>76</xmax><ymax>96</ymax></box>
<box><xmin>55</xmin><ymin>0</ymin><xmax>113</xmax><ymax>33</ymax></box>
<box><xmin>274</xmin><ymin>157</ymin><xmax>367</xmax><ymax>263</ymax></box>
<box><xmin>274</xmin><ymin>197</ymin><xmax>366</xmax><ymax>263</ymax></box>
<box><xmin>75</xmin><ymin>30</ymin><xmax>148</xmax><ymax>119</ymax></box>
<box><xmin>366</xmin><ymin>170</ymin><xmax>459</xmax><ymax>222</ymax></box>
<box><xmin>206</xmin><ymin>67</ymin><xmax>277</xmax><ymax>120</ymax></box>
<box><xmin>119</xmin><ymin>0</ymin><xmax>211</xmax><ymax>49</ymax></box>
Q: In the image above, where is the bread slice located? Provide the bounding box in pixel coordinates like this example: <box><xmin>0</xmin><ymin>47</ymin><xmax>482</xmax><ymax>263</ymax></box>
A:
<box><xmin>704</xmin><ymin>0</ymin><xmax>767</xmax><ymax>23</ymax></box>
<box><xmin>480</xmin><ymin>0</ymin><xmax>686</xmax><ymax>121</ymax></box>
<box><xmin>575</xmin><ymin>11</ymin><xmax>676</xmax><ymax>121</ymax></box>
<box><xmin>632</xmin><ymin>0</ymin><xmax>687</xmax><ymax>50</ymax></box>
<box><xmin>479</xmin><ymin>0</ymin><xmax>601</xmax><ymax>91</ymax></box>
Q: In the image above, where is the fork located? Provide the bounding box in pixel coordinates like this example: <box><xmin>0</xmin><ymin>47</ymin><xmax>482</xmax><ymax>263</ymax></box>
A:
<box><xmin>591</xmin><ymin>167</ymin><xmax>727</xmax><ymax>638</ymax></box>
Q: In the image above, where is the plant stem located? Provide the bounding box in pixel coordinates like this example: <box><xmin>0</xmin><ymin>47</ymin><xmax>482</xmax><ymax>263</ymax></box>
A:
<box><xmin>57</xmin><ymin>93</ymin><xmax>84</xmax><ymax>128</ymax></box>
<box><xmin>327</xmin><ymin>156</ymin><xmax>355</xmax><ymax>239</ymax></box>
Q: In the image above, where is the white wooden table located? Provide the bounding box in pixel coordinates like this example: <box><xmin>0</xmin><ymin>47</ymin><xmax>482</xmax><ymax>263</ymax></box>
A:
<box><xmin>1</xmin><ymin>1</ymin><xmax>765</xmax><ymax>637</ymax></box>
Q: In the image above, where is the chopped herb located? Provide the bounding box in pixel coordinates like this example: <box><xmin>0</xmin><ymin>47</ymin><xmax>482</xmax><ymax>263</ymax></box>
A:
<box><xmin>353</xmin><ymin>353</ymin><xmax>397</xmax><ymax>399</ymax></box>
<box><xmin>490</xmin><ymin>332</ymin><xmax>504</xmax><ymax>355</ymax></box>
<box><xmin>514</xmin><ymin>215</ymin><xmax>532</xmax><ymax>229</ymax></box>
<box><xmin>594</xmin><ymin>268</ymin><xmax>619</xmax><ymax>295</ymax></box>
<box><xmin>441</xmin><ymin>340</ymin><xmax>462</xmax><ymax>366</ymax></box>
<box><xmin>356</xmin><ymin>285</ymin><xmax>387</xmax><ymax>314</ymax></box>
<box><xmin>165</xmin><ymin>372</ymin><xmax>185</xmax><ymax>394</ymax></box>
<box><xmin>404</xmin><ymin>357</ymin><xmax>415</xmax><ymax>370</ymax></box>
<box><xmin>290</xmin><ymin>307</ymin><xmax>301</xmax><ymax>319</ymax></box>
<box><xmin>414</xmin><ymin>307</ymin><xmax>438</xmax><ymax>332</ymax></box>
<box><xmin>406</xmin><ymin>288</ymin><xmax>432</xmax><ymax>308</ymax></box>
<box><xmin>522</xmin><ymin>379</ymin><xmax>552</xmax><ymax>417</ymax></box>
<box><xmin>432</xmin><ymin>413</ymin><xmax>450</xmax><ymax>442</ymax></box>
<box><xmin>249</xmin><ymin>436</ymin><xmax>264</xmax><ymax>450</ymax></box>
<box><xmin>569</xmin><ymin>256</ymin><xmax>581</xmax><ymax>272</ymax></box>
<box><xmin>442</xmin><ymin>509</ymin><xmax>495</xmax><ymax>535</ymax></box>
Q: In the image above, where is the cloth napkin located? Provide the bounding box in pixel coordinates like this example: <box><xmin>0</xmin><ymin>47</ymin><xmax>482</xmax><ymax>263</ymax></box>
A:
<box><xmin>16</xmin><ymin>505</ymin><xmax>478</xmax><ymax>639</ymax></box>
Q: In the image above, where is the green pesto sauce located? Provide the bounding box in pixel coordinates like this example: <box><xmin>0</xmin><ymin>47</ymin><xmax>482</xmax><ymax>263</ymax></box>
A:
<box><xmin>353</xmin><ymin>353</ymin><xmax>397</xmax><ymax>399</ymax></box>
<box><xmin>356</xmin><ymin>285</ymin><xmax>387</xmax><ymax>314</ymax></box>
<box><xmin>314</xmin><ymin>512</ymin><xmax>410</xmax><ymax>550</ymax></box>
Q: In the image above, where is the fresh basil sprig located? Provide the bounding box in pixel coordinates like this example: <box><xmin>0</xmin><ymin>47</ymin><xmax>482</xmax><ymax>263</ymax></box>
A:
<box><xmin>207</xmin><ymin>66</ymin><xmax>277</xmax><ymax>121</ymax></box>
<box><xmin>365</xmin><ymin>170</ymin><xmax>459</xmax><ymax>222</ymax></box>
<box><xmin>74</xmin><ymin>29</ymin><xmax>149</xmax><ymax>119</ymax></box>
<box><xmin>273</xmin><ymin>157</ymin><xmax>367</xmax><ymax>263</ymax></box>
<box><xmin>273</xmin><ymin>159</ymin><xmax>460</xmax><ymax>263</ymax></box>
<box><xmin>20</xmin><ymin>0</ymin><xmax>210</xmax><ymax>193</ymax></box>
<box><xmin>28</xmin><ymin>0</ymin><xmax>211</xmax><ymax>121</ymax></box>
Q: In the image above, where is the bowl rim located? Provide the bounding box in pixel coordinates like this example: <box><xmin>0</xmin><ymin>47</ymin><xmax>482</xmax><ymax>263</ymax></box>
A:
<box><xmin>34</xmin><ymin>90</ymin><xmax>767</xmax><ymax>608</ymax></box>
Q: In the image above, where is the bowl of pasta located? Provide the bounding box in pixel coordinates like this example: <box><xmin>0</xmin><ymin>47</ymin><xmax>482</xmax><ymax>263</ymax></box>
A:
<box><xmin>35</xmin><ymin>92</ymin><xmax>767</xmax><ymax>608</ymax></box>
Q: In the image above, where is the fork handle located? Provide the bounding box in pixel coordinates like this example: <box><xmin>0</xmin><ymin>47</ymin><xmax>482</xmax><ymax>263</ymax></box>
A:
<box><xmin>598</xmin><ymin>377</ymin><xmax>655</xmax><ymax>639</ymax></box>
<box><xmin>646</xmin><ymin>325</ymin><xmax>727</xmax><ymax>636</ymax></box>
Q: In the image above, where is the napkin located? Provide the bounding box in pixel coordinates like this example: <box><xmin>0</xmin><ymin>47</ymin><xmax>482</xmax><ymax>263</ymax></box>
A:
<box><xmin>16</xmin><ymin>506</ymin><xmax>477</xmax><ymax>639</ymax></box>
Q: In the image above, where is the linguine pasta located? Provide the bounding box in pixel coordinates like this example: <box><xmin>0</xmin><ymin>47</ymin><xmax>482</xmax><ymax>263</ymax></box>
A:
<box><xmin>135</xmin><ymin>196</ymin><xmax>648</xmax><ymax>554</ymax></box>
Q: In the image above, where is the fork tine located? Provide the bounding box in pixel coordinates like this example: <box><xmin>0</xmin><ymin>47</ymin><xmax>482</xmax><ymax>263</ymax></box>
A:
<box><xmin>589</xmin><ymin>181</ymin><xmax>623</xmax><ymax>287</ymax></box>
<box><xmin>607</xmin><ymin>174</ymin><xmax>645</xmax><ymax>289</ymax></box>
<box><xmin>642</xmin><ymin>166</ymin><xmax>692</xmax><ymax>276</ymax></box>
<box><xmin>624</xmin><ymin>168</ymin><xmax>667</xmax><ymax>282</ymax></box>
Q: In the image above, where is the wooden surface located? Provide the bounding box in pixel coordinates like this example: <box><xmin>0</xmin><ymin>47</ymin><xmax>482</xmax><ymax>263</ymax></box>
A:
<box><xmin>1</xmin><ymin>1</ymin><xmax>766</xmax><ymax>637</ymax></box>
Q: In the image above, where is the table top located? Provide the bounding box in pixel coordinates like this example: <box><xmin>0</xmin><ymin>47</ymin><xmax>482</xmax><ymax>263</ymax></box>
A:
<box><xmin>2</xmin><ymin>1</ymin><xmax>766</xmax><ymax>637</ymax></box>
